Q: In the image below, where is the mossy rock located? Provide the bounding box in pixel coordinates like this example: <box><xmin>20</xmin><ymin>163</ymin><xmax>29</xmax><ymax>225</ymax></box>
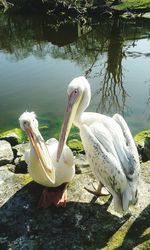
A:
<box><xmin>134</xmin><ymin>130</ymin><xmax>150</xmax><ymax>146</ymax></box>
<box><xmin>0</xmin><ymin>128</ymin><xmax>26</xmax><ymax>145</ymax></box>
<box><xmin>67</xmin><ymin>139</ymin><xmax>84</xmax><ymax>153</ymax></box>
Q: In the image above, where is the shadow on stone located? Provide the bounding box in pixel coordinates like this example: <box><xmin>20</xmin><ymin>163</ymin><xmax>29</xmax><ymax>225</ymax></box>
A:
<box><xmin>0</xmin><ymin>181</ymin><xmax>126</xmax><ymax>250</ymax></box>
<box><xmin>116</xmin><ymin>204</ymin><xmax>150</xmax><ymax>249</ymax></box>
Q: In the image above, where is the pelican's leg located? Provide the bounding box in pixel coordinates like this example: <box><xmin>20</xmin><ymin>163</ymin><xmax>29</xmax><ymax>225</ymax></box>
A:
<box><xmin>84</xmin><ymin>182</ymin><xmax>109</xmax><ymax>197</ymax></box>
<box><xmin>96</xmin><ymin>182</ymin><xmax>110</xmax><ymax>195</ymax></box>
<box><xmin>37</xmin><ymin>183</ymin><xmax>68</xmax><ymax>208</ymax></box>
<box><xmin>56</xmin><ymin>188</ymin><xmax>67</xmax><ymax>207</ymax></box>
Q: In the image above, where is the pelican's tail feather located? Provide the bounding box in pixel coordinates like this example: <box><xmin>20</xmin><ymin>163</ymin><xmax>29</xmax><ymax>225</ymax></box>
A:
<box><xmin>113</xmin><ymin>193</ymin><xmax>123</xmax><ymax>213</ymax></box>
<box><xmin>113</xmin><ymin>191</ymin><xmax>130</xmax><ymax>214</ymax></box>
<box><xmin>122</xmin><ymin>183</ymin><xmax>138</xmax><ymax>212</ymax></box>
<box><xmin>122</xmin><ymin>188</ymin><xmax>131</xmax><ymax>212</ymax></box>
<box><xmin>113</xmin><ymin>182</ymin><xmax>138</xmax><ymax>214</ymax></box>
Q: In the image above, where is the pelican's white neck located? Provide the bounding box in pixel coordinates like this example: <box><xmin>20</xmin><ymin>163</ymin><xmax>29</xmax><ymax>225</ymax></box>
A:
<box><xmin>74</xmin><ymin>79</ymin><xmax>91</xmax><ymax>128</ymax></box>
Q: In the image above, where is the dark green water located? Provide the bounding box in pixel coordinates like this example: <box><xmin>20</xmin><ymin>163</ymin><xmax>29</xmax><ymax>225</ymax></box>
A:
<box><xmin>0</xmin><ymin>14</ymin><xmax>150</xmax><ymax>138</ymax></box>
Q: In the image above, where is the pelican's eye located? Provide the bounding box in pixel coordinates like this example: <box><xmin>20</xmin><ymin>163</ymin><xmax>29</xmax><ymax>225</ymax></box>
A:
<box><xmin>72</xmin><ymin>89</ymin><xmax>79</xmax><ymax>99</ymax></box>
<box><xmin>23</xmin><ymin>121</ymin><xmax>29</xmax><ymax>128</ymax></box>
<box><xmin>68</xmin><ymin>88</ymin><xmax>80</xmax><ymax>106</ymax></box>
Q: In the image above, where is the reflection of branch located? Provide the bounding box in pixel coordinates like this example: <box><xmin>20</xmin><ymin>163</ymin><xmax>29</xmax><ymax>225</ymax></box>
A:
<box><xmin>95</xmin><ymin>64</ymin><xmax>128</xmax><ymax>115</ymax></box>
<box><xmin>1</xmin><ymin>0</ymin><xmax>8</xmax><ymax>10</ymax></box>
<box><xmin>127</xmin><ymin>51</ymin><xmax>150</xmax><ymax>58</ymax></box>
<box><xmin>85</xmin><ymin>51</ymin><xmax>99</xmax><ymax>77</ymax></box>
<box><xmin>0</xmin><ymin>0</ymin><xmax>13</xmax><ymax>12</ymax></box>
<box><xmin>85</xmin><ymin>33</ymin><xmax>109</xmax><ymax>78</ymax></box>
<box><xmin>94</xmin><ymin>19</ymin><xmax>128</xmax><ymax>115</ymax></box>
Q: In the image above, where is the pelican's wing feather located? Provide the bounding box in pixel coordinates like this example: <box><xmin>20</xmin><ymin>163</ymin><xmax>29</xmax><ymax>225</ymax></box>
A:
<box><xmin>80</xmin><ymin>123</ymin><xmax>127</xmax><ymax>194</ymax></box>
<box><xmin>113</xmin><ymin>114</ymin><xmax>139</xmax><ymax>158</ymax></box>
<box><xmin>80</xmin><ymin>122</ymin><xmax>139</xmax><ymax>212</ymax></box>
<box><xmin>113</xmin><ymin>114</ymin><xmax>140</xmax><ymax>175</ymax></box>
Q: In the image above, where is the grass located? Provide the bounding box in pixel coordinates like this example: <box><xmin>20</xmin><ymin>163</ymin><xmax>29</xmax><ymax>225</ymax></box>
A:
<box><xmin>109</xmin><ymin>0</ymin><xmax>150</xmax><ymax>10</ymax></box>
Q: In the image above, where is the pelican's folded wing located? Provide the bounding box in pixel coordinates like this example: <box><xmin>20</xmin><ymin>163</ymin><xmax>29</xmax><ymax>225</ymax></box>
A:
<box><xmin>80</xmin><ymin>123</ymin><xmax>127</xmax><ymax>194</ymax></box>
<box><xmin>113</xmin><ymin>113</ymin><xmax>140</xmax><ymax>175</ymax></box>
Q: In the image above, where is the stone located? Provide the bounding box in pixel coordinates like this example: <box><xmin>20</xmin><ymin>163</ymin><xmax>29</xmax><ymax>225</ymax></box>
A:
<box><xmin>7</xmin><ymin>164</ymin><xmax>16</xmax><ymax>173</ymax></box>
<box><xmin>13</xmin><ymin>143</ymin><xmax>29</xmax><ymax>173</ymax></box>
<box><xmin>134</xmin><ymin>130</ymin><xmax>150</xmax><ymax>162</ymax></box>
<box><xmin>13</xmin><ymin>143</ymin><xmax>29</xmax><ymax>157</ymax></box>
<box><xmin>0</xmin><ymin>132</ymin><xmax>19</xmax><ymax>146</ymax></box>
<box><xmin>75</xmin><ymin>153</ymin><xmax>89</xmax><ymax>174</ymax></box>
<box><xmin>144</xmin><ymin>135</ymin><xmax>150</xmax><ymax>160</ymax></box>
<box><xmin>75</xmin><ymin>153</ymin><xmax>89</xmax><ymax>166</ymax></box>
<box><xmin>0</xmin><ymin>160</ymin><xmax>149</xmax><ymax>249</ymax></box>
<box><xmin>0</xmin><ymin>128</ymin><xmax>25</xmax><ymax>146</ymax></box>
<box><xmin>0</xmin><ymin>140</ymin><xmax>14</xmax><ymax>166</ymax></box>
<box><xmin>14</xmin><ymin>157</ymin><xmax>28</xmax><ymax>174</ymax></box>
<box><xmin>0</xmin><ymin>166</ymin><xmax>32</xmax><ymax>206</ymax></box>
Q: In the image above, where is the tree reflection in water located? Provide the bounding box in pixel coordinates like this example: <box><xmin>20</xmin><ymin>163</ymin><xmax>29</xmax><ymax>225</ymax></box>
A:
<box><xmin>85</xmin><ymin>19</ymin><xmax>150</xmax><ymax>117</ymax></box>
<box><xmin>0</xmin><ymin>14</ymin><xmax>150</xmax><ymax>124</ymax></box>
<box><xmin>88</xmin><ymin>18</ymin><xmax>128</xmax><ymax>116</ymax></box>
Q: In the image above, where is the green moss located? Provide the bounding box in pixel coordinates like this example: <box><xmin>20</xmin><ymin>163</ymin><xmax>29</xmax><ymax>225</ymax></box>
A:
<box><xmin>39</xmin><ymin>113</ymin><xmax>61</xmax><ymax>140</ymax></box>
<box><xmin>137</xmin><ymin>241</ymin><xmax>150</xmax><ymax>249</ymax></box>
<box><xmin>134</xmin><ymin>130</ymin><xmax>150</xmax><ymax>145</ymax></box>
<box><xmin>68</xmin><ymin>126</ymin><xmax>80</xmax><ymax>139</ymax></box>
<box><xmin>142</xmin><ymin>227</ymin><xmax>150</xmax><ymax>236</ymax></box>
<box><xmin>109</xmin><ymin>0</ymin><xmax>150</xmax><ymax>10</ymax></box>
<box><xmin>105</xmin><ymin>219</ymin><xmax>134</xmax><ymax>249</ymax></box>
<box><xmin>0</xmin><ymin>128</ymin><xmax>26</xmax><ymax>143</ymax></box>
<box><xmin>19</xmin><ymin>174</ymin><xmax>32</xmax><ymax>185</ymax></box>
<box><xmin>39</xmin><ymin>125</ymin><xmax>49</xmax><ymax>130</ymax></box>
<box><xmin>67</xmin><ymin>139</ymin><xmax>84</xmax><ymax>153</ymax></box>
<box><xmin>36</xmin><ymin>111</ymin><xmax>83</xmax><ymax>149</ymax></box>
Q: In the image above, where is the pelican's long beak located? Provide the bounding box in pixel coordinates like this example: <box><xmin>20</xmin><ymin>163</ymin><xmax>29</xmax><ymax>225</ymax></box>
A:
<box><xmin>27</xmin><ymin>126</ymin><xmax>55</xmax><ymax>184</ymax></box>
<box><xmin>57</xmin><ymin>91</ymin><xmax>80</xmax><ymax>162</ymax></box>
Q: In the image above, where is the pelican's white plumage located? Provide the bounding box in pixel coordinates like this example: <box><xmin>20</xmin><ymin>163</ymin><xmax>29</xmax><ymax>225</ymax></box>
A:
<box><xmin>57</xmin><ymin>76</ymin><xmax>140</xmax><ymax>213</ymax></box>
<box><xmin>19</xmin><ymin>111</ymin><xmax>75</xmax><ymax>207</ymax></box>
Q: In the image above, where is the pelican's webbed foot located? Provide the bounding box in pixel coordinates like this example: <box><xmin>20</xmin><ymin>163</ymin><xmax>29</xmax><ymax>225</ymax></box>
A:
<box><xmin>37</xmin><ymin>183</ymin><xmax>68</xmax><ymax>208</ymax></box>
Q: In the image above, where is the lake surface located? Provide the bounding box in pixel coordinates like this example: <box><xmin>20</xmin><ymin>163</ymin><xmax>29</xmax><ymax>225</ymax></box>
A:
<box><xmin>0</xmin><ymin>14</ymin><xmax>150</xmax><ymax>138</ymax></box>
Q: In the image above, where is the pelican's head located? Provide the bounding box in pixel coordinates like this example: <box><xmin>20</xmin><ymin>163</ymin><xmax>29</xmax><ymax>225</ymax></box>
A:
<box><xmin>57</xmin><ymin>76</ymin><xmax>91</xmax><ymax>161</ymax></box>
<box><xmin>19</xmin><ymin>111</ymin><xmax>38</xmax><ymax>132</ymax></box>
<box><xmin>19</xmin><ymin>111</ymin><xmax>55</xmax><ymax>183</ymax></box>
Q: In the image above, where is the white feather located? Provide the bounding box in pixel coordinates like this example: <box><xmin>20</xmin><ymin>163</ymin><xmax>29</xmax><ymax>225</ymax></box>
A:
<box><xmin>65</xmin><ymin>76</ymin><xmax>140</xmax><ymax>213</ymax></box>
<box><xmin>19</xmin><ymin>112</ymin><xmax>75</xmax><ymax>188</ymax></box>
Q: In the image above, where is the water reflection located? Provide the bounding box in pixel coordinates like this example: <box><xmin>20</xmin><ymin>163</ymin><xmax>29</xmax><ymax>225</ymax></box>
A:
<box><xmin>0</xmin><ymin>15</ymin><xmax>92</xmax><ymax>60</ymax></box>
<box><xmin>0</xmin><ymin>14</ymin><xmax>150</xmax><ymax>135</ymax></box>
<box><xmin>91</xmin><ymin>18</ymin><xmax>128</xmax><ymax>115</ymax></box>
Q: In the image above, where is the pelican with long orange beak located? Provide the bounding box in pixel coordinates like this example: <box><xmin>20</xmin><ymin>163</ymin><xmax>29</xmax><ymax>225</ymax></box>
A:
<box><xmin>57</xmin><ymin>76</ymin><xmax>140</xmax><ymax>213</ymax></box>
<box><xmin>19</xmin><ymin>111</ymin><xmax>75</xmax><ymax>208</ymax></box>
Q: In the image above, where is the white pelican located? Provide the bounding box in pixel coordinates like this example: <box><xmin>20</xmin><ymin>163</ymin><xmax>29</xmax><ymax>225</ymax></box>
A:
<box><xmin>19</xmin><ymin>111</ymin><xmax>75</xmax><ymax>208</ymax></box>
<box><xmin>57</xmin><ymin>76</ymin><xmax>140</xmax><ymax>213</ymax></box>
